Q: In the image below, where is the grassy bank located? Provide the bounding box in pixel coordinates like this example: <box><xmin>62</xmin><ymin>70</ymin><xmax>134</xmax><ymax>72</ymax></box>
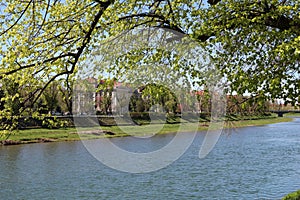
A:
<box><xmin>0</xmin><ymin>115</ymin><xmax>293</xmax><ymax>145</ymax></box>
<box><xmin>285</xmin><ymin>112</ymin><xmax>300</xmax><ymax>117</ymax></box>
<box><xmin>223</xmin><ymin>117</ymin><xmax>292</xmax><ymax>128</ymax></box>
<box><xmin>282</xmin><ymin>190</ymin><xmax>300</xmax><ymax>200</ymax></box>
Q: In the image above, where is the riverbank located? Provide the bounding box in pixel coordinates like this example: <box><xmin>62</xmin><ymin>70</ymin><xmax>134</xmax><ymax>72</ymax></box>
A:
<box><xmin>285</xmin><ymin>112</ymin><xmax>300</xmax><ymax>117</ymax></box>
<box><xmin>0</xmin><ymin>115</ymin><xmax>294</xmax><ymax>145</ymax></box>
<box><xmin>282</xmin><ymin>189</ymin><xmax>300</xmax><ymax>199</ymax></box>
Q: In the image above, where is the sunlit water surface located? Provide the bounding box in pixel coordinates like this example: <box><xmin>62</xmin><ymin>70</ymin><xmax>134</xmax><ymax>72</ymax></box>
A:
<box><xmin>1</xmin><ymin>118</ymin><xmax>300</xmax><ymax>199</ymax></box>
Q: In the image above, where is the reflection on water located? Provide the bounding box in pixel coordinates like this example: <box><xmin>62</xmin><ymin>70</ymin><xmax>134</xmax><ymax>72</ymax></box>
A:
<box><xmin>0</xmin><ymin>118</ymin><xmax>300</xmax><ymax>199</ymax></box>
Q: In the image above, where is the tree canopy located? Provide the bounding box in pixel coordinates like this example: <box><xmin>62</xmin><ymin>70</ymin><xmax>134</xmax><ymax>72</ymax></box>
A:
<box><xmin>0</xmin><ymin>0</ymin><xmax>299</xmax><ymax>129</ymax></box>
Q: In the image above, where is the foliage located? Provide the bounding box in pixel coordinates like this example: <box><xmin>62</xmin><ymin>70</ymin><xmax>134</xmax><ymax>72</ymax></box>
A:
<box><xmin>0</xmin><ymin>0</ymin><xmax>299</xmax><ymax>130</ymax></box>
<box><xmin>202</xmin><ymin>0</ymin><xmax>300</xmax><ymax>104</ymax></box>
<box><xmin>43</xmin><ymin>81</ymin><xmax>59</xmax><ymax>114</ymax></box>
<box><xmin>95</xmin><ymin>78</ymin><xmax>114</xmax><ymax>115</ymax></box>
<box><xmin>282</xmin><ymin>190</ymin><xmax>300</xmax><ymax>200</ymax></box>
<box><xmin>195</xmin><ymin>90</ymin><xmax>211</xmax><ymax>113</ymax></box>
<box><xmin>226</xmin><ymin>94</ymin><xmax>270</xmax><ymax>115</ymax></box>
<box><xmin>98</xmin><ymin>0</ymin><xmax>300</xmax><ymax>103</ymax></box>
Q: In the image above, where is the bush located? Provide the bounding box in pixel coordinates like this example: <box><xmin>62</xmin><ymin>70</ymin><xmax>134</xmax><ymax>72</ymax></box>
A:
<box><xmin>129</xmin><ymin>112</ymin><xmax>166</xmax><ymax>120</ymax></box>
<box><xmin>282</xmin><ymin>190</ymin><xmax>300</xmax><ymax>200</ymax></box>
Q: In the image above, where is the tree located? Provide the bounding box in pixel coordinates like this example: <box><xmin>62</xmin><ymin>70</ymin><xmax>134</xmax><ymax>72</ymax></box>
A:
<box><xmin>196</xmin><ymin>90</ymin><xmax>211</xmax><ymax>113</ymax></box>
<box><xmin>43</xmin><ymin>81</ymin><xmax>59</xmax><ymax>114</ymax></box>
<box><xmin>0</xmin><ymin>0</ymin><xmax>299</xmax><ymax>130</ymax></box>
<box><xmin>57</xmin><ymin>77</ymin><xmax>74</xmax><ymax>115</ymax></box>
<box><xmin>96</xmin><ymin>79</ymin><xmax>114</xmax><ymax>115</ymax></box>
<box><xmin>200</xmin><ymin>0</ymin><xmax>300</xmax><ymax>105</ymax></box>
<box><xmin>139</xmin><ymin>83</ymin><xmax>178</xmax><ymax>113</ymax></box>
<box><xmin>0</xmin><ymin>0</ymin><xmax>113</xmax><ymax>126</ymax></box>
<box><xmin>0</xmin><ymin>88</ymin><xmax>4</xmax><ymax>110</ymax></box>
<box><xmin>102</xmin><ymin>0</ymin><xmax>299</xmax><ymax>103</ymax></box>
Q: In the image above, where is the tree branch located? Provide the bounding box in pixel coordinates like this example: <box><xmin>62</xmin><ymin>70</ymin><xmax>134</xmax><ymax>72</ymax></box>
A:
<box><xmin>0</xmin><ymin>0</ymin><xmax>33</xmax><ymax>37</ymax></box>
<box><xmin>207</xmin><ymin>0</ymin><xmax>221</xmax><ymax>6</ymax></box>
<box><xmin>0</xmin><ymin>53</ymin><xmax>76</xmax><ymax>79</ymax></box>
<box><xmin>70</xmin><ymin>1</ymin><xmax>113</xmax><ymax>73</ymax></box>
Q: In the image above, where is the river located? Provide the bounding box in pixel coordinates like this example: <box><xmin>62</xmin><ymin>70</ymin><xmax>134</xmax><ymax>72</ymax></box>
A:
<box><xmin>1</xmin><ymin>118</ymin><xmax>300</xmax><ymax>199</ymax></box>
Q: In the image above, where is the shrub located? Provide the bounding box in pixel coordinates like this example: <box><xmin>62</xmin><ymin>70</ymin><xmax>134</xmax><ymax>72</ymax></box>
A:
<box><xmin>282</xmin><ymin>190</ymin><xmax>300</xmax><ymax>200</ymax></box>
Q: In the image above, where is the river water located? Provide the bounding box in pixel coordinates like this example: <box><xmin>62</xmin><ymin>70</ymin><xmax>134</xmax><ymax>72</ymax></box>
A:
<box><xmin>1</xmin><ymin>118</ymin><xmax>300</xmax><ymax>199</ymax></box>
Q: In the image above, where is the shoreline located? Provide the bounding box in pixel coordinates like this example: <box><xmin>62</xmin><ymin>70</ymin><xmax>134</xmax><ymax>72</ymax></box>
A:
<box><xmin>0</xmin><ymin>116</ymin><xmax>294</xmax><ymax>146</ymax></box>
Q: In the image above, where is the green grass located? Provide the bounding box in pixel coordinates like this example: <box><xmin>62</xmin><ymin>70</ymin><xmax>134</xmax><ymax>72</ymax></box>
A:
<box><xmin>0</xmin><ymin>116</ymin><xmax>294</xmax><ymax>145</ymax></box>
<box><xmin>285</xmin><ymin>112</ymin><xmax>300</xmax><ymax>117</ymax></box>
<box><xmin>282</xmin><ymin>190</ymin><xmax>300</xmax><ymax>200</ymax></box>
<box><xmin>5</xmin><ymin>128</ymin><xmax>80</xmax><ymax>143</ymax></box>
<box><xmin>224</xmin><ymin>117</ymin><xmax>292</xmax><ymax>128</ymax></box>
